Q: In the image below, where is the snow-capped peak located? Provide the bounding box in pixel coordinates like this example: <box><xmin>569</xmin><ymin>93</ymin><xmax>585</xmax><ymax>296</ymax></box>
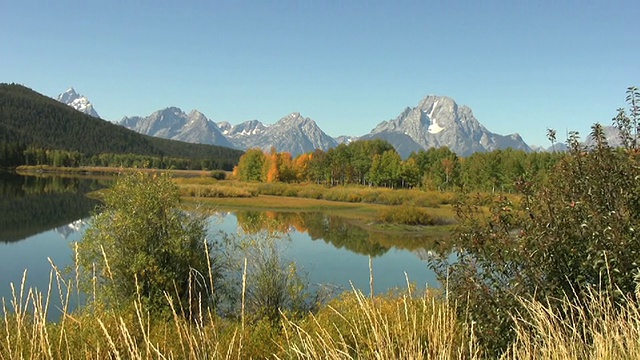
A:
<box><xmin>56</xmin><ymin>87</ymin><xmax>100</xmax><ymax>118</ymax></box>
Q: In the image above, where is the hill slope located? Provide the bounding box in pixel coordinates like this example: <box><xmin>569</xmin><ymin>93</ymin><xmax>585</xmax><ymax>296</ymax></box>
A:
<box><xmin>0</xmin><ymin>84</ymin><xmax>243</xmax><ymax>169</ymax></box>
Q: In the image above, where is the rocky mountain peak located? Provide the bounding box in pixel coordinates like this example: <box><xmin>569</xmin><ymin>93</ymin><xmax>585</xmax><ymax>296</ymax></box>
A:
<box><xmin>369</xmin><ymin>94</ymin><xmax>529</xmax><ymax>157</ymax></box>
<box><xmin>119</xmin><ymin>107</ymin><xmax>234</xmax><ymax>148</ymax></box>
<box><xmin>276</xmin><ymin>112</ymin><xmax>318</xmax><ymax>128</ymax></box>
<box><xmin>157</xmin><ymin>107</ymin><xmax>184</xmax><ymax>117</ymax></box>
<box><xmin>57</xmin><ymin>87</ymin><xmax>78</xmax><ymax>103</ymax></box>
<box><xmin>56</xmin><ymin>87</ymin><xmax>100</xmax><ymax>118</ymax></box>
<box><xmin>187</xmin><ymin>109</ymin><xmax>209</xmax><ymax>123</ymax></box>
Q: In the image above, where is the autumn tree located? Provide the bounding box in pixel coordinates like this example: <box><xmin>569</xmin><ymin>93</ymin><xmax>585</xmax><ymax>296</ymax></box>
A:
<box><xmin>293</xmin><ymin>153</ymin><xmax>312</xmax><ymax>182</ymax></box>
<box><xmin>263</xmin><ymin>151</ymin><xmax>280</xmax><ymax>182</ymax></box>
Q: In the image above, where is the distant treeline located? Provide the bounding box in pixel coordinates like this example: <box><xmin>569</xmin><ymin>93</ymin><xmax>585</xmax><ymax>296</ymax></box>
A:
<box><xmin>234</xmin><ymin>139</ymin><xmax>565</xmax><ymax>192</ymax></box>
<box><xmin>1</xmin><ymin>144</ymin><xmax>231</xmax><ymax>171</ymax></box>
<box><xmin>0</xmin><ymin>83</ymin><xmax>243</xmax><ymax>170</ymax></box>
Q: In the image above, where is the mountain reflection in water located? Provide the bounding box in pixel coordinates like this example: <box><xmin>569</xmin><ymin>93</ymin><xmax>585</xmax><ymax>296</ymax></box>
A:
<box><xmin>209</xmin><ymin>210</ymin><xmax>451</xmax><ymax>294</ymax></box>
<box><xmin>0</xmin><ymin>172</ymin><xmax>107</xmax><ymax>243</ymax></box>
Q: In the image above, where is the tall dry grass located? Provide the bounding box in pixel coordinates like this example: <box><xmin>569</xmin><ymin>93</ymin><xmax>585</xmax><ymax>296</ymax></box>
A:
<box><xmin>0</xmin><ymin>259</ymin><xmax>475</xmax><ymax>359</ymax></box>
<box><xmin>279</xmin><ymin>283</ymin><xmax>479</xmax><ymax>360</ymax></box>
<box><xmin>3</xmin><ymin>257</ymin><xmax>640</xmax><ymax>359</ymax></box>
<box><xmin>502</xmin><ymin>288</ymin><xmax>640</xmax><ymax>360</ymax></box>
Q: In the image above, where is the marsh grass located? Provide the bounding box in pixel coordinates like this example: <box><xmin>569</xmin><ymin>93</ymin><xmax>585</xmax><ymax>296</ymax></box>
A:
<box><xmin>502</xmin><ymin>288</ymin><xmax>640</xmax><ymax>360</ymax></box>
<box><xmin>376</xmin><ymin>206</ymin><xmax>454</xmax><ymax>226</ymax></box>
<box><xmin>181</xmin><ymin>184</ymin><xmax>258</xmax><ymax>198</ymax></box>
<box><xmin>279</xmin><ymin>283</ymin><xmax>478</xmax><ymax>360</ymax></box>
<box><xmin>179</xmin><ymin>179</ymin><xmax>457</xmax><ymax>208</ymax></box>
<box><xmin>4</xmin><ymin>257</ymin><xmax>639</xmax><ymax>359</ymax></box>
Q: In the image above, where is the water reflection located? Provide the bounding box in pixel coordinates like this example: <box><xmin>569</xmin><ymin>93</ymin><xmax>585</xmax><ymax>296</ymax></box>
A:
<box><xmin>209</xmin><ymin>210</ymin><xmax>449</xmax><ymax>294</ymax></box>
<box><xmin>233</xmin><ymin>210</ymin><xmax>452</xmax><ymax>257</ymax></box>
<box><xmin>0</xmin><ymin>173</ymin><xmax>452</xmax><ymax>320</ymax></box>
<box><xmin>0</xmin><ymin>172</ymin><xmax>108</xmax><ymax>243</ymax></box>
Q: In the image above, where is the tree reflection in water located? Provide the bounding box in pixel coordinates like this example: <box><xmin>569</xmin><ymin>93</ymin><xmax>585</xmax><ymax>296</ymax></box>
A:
<box><xmin>0</xmin><ymin>172</ymin><xmax>109</xmax><ymax>243</ymax></box>
<box><xmin>233</xmin><ymin>210</ymin><xmax>452</xmax><ymax>257</ymax></box>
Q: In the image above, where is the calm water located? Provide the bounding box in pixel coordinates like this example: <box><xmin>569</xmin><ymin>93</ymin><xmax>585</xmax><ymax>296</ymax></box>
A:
<box><xmin>0</xmin><ymin>173</ymin><xmax>445</xmax><ymax>318</ymax></box>
<box><xmin>207</xmin><ymin>211</ymin><xmax>440</xmax><ymax>294</ymax></box>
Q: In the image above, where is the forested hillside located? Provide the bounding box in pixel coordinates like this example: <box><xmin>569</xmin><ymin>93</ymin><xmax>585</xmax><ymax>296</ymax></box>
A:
<box><xmin>0</xmin><ymin>84</ymin><xmax>243</xmax><ymax>170</ymax></box>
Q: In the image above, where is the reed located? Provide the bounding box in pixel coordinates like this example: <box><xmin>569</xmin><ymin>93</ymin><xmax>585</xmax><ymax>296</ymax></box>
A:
<box><xmin>278</xmin><ymin>280</ymin><xmax>478</xmax><ymax>360</ymax></box>
<box><xmin>4</xmin><ymin>254</ymin><xmax>639</xmax><ymax>358</ymax></box>
<box><xmin>502</xmin><ymin>288</ymin><xmax>640</xmax><ymax>360</ymax></box>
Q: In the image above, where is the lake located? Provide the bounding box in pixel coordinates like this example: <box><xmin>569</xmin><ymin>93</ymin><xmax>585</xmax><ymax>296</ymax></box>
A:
<box><xmin>0</xmin><ymin>173</ymin><xmax>446</xmax><ymax>319</ymax></box>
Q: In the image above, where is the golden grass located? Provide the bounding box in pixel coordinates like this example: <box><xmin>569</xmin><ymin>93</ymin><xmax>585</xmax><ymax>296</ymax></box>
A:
<box><xmin>3</xmin><ymin>258</ymin><xmax>640</xmax><ymax>359</ymax></box>
<box><xmin>177</xmin><ymin>179</ymin><xmax>457</xmax><ymax>207</ymax></box>
<box><xmin>0</xmin><ymin>259</ymin><xmax>475</xmax><ymax>359</ymax></box>
<box><xmin>501</xmin><ymin>289</ymin><xmax>640</xmax><ymax>360</ymax></box>
<box><xmin>279</xmin><ymin>285</ymin><xmax>478</xmax><ymax>360</ymax></box>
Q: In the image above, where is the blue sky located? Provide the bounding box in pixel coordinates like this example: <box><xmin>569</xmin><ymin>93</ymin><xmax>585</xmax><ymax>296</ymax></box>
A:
<box><xmin>1</xmin><ymin>0</ymin><xmax>638</xmax><ymax>146</ymax></box>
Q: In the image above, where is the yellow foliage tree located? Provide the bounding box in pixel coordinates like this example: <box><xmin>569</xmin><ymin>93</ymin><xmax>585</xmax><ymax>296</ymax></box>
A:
<box><xmin>294</xmin><ymin>153</ymin><xmax>312</xmax><ymax>182</ymax></box>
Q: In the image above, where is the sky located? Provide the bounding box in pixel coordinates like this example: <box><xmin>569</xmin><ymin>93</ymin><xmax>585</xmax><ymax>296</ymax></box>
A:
<box><xmin>1</xmin><ymin>0</ymin><xmax>638</xmax><ymax>147</ymax></box>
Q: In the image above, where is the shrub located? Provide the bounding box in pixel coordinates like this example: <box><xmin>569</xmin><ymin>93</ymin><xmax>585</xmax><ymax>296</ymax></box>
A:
<box><xmin>437</xmin><ymin>87</ymin><xmax>640</xmax><ymax>356</ymax></box>
<box><xmin>376</xmin><ymin>206</ymin><xmax>436</xmax><ymax>226</ymax></box>
<box><xmin>76</xmin><ymin>172</ymin><xmax>218</xmax><ymax>315</ymax></box>
<box><xmin>210</xmin><ymin>170</ymin><xmax>227</xmax><ymax>180</ymax></box>
<box><xmin>374</xmin><ymin>191</ymin><xmax>405</xmax><ymax>205</ymax></box>
<box><xmin>257</xmin><ymin>182</ymin><xmax>290</xmax><ymax>196</ymax></box>
<box><xmin>296</xmin><ymin>186</ymin><xmax>324</xmax><ymax>199</ymax></box>
<box><xmin>226</xmin><ymin>231</ymin><xmax>328</xmax><ymax>324</ymax></box>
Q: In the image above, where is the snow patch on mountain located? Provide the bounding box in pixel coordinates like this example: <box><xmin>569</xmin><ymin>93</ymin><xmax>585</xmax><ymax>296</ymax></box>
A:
<box><xmin>56</xmin><ymin>87</ymin><xmax>100</xmax><ymax>118</ymax></box>
<box><xmin>369</xmin><ymin>95</ymin><xmax>530</xmax><ymax>157</ymax></box>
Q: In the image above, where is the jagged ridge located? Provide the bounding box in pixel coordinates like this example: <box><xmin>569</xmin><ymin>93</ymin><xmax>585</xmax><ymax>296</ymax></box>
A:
<box><xmin>66</xmin><ymin>87</ymin><xmax>534</xmax><ymax>157</ymax></box>
<box><xmin>57</xmin><ymin>87</ymin><xmax>101</xmax><ymax>118</ymax></box>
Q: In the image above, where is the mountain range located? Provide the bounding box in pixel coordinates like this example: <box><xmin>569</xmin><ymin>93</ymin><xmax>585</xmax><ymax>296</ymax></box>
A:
<box><xmin>0</xmin><ymin>84</ymin><xmax>242</xmax><ymax>169</ymax></box>
<box><xmin>58</xmin><ymin>88</ymin><xmax>592</xmax><ymax>157</ymax></box>
<box><xmin>120</xmin><ymin>107</ymin><xmax>236</xmax><ymax>149</ymax></box>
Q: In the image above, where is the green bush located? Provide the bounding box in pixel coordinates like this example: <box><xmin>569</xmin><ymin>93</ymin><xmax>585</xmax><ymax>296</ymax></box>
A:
<box><xmin>376</xmin><ymin>206</ymin><xmax>436</xmax><ymax>225</ymax></box>
<box><xmin>437</xmin><ymin>87</ymin><xmax>640</xmax><ymax>356</ymax></box>
<box><xmin>210</xmin><ymin>170</ymin><xmax>227</xmax><ymax>180</ymax></box>
<box><xmin>230</xmin><ymin>232</ymin><xmax>327</xmax><ymax>324</ymax></box>
<box><xmin>76</xmin><ymin>172</ymin><xmax>218</xmax><ymax>315</ymax></box>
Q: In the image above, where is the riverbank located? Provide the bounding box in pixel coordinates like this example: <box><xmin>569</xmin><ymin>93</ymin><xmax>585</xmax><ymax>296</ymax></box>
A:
<box><xmin>15</xmin><ymin>164</ymin><xmax>219</xmax><ymax>177</ymax></box>
<box><xmin>38</xmin><ymin>166</ymin><xmax>462</xmax><ymax>234</ymax></box>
